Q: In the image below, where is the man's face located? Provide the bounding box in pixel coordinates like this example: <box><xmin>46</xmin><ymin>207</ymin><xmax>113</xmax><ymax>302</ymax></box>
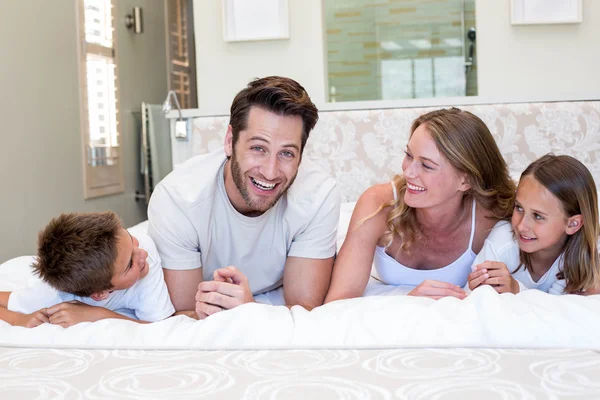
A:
<box><xmin>224</xmin><ymin>107</ymin><xmax>303</xmax><ymax>216</ymax></box>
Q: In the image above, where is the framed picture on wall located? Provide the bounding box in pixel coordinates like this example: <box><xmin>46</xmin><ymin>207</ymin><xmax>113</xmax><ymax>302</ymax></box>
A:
<box><xmin>221</xmin><ymin>0</ymin><xmax>289</xmax><ymax>42</ymax></box>
<box><xmin>511</xmin><ymin>0</ymin><xmax>582</xmax><ymax>25</ymax></box>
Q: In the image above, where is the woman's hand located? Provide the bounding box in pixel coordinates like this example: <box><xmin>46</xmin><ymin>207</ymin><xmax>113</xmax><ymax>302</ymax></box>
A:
<box><xmin>408</xmin><ymin>280</ymin><xmax>467</xmax><ymax>300</ymax></box>
<box><xmin>469</xmin><ymin>261</ymin><xmax>519</xmax><ymax>294</ymax></box>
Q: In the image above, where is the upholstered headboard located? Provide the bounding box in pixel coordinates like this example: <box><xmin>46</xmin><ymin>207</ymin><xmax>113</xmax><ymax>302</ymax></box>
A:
<box><xmin>173</xmin><ymin>101</ymin><xmax>600</xmax><ymax>202</ymax></box>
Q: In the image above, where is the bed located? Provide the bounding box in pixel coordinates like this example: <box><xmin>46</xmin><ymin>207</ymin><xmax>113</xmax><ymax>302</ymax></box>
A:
<box><xmin>2</xmin><ymin>100</ymin><xmax>600</xmax><ymax>398</ymax></box>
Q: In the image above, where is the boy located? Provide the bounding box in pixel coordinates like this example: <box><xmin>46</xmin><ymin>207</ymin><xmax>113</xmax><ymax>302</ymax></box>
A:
<box><xmin>0</xmin><ymin>211</ymin><xmax>175</xmax><ymax>328</ymax></box>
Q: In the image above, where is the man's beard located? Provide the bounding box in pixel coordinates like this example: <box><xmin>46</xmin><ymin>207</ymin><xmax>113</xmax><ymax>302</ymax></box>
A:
<box><xmin>230</xmin><ymin>150</ymin><xmax>297</xmax><ymax>214</ymax></box>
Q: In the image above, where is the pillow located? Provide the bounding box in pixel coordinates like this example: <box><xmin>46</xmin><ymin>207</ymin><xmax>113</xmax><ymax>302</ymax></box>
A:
<box><xmin>0</xmin><ymin>256</ymin><xmax>39</xmax><ymax>291</ymax></box>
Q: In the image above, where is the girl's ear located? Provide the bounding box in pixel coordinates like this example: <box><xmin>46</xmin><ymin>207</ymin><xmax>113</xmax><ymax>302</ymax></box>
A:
<box><xmin>90</xmin><ymin>291</ymin><xmax>110</xmax><ymax>302</ymax></box>
<box><xmin>566</xmin><ymin>214</ymin><xmax>583</xmax><ymax>235</ymax></box>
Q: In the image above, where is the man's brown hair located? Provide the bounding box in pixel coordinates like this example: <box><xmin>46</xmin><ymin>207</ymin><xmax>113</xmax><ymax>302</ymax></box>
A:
<box><xmin>32</xmin><ymin>211</ymin><xmax>122</xmax><ymax>296</ymax></box>
<box><xmin>229</xmin><ymin>76</ymin><xmax>319</xmax><ymax>153</ymax></box>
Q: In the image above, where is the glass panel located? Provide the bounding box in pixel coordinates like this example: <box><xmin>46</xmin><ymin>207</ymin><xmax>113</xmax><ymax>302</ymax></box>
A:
<box><xmin>86</xmin><ymin>54</ymin><xmax>119</xmax><ymax>166</ymax></box>
<box><xmin>325</xmin><ymin>0</ymin><xmax>477</xmax><ymax>102</ymax></box>
<box><xmin>84</xmin><ymin>0</ymin><xmax>113</xmax><ymax>48</ymax></box>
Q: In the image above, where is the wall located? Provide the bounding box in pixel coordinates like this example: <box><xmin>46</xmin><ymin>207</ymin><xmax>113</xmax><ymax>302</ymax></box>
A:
<box><xmin>193</xmin><ymin>0</ymin><xmax>599</xmax><ymax>114</ymax></box>
<box><xmin>0</xmin><ymin>0</ymin><xmax>168</xmax><ymax>262</ymax></box>
<box><xmin>476</xmin><ymin>0</ymin><xmax>600</xmax><ymax>98</ymax></box>
<box><xmin>193</xmin><ymin>0</ymin><xmax>327</xmax><ymax>114</ymax></box>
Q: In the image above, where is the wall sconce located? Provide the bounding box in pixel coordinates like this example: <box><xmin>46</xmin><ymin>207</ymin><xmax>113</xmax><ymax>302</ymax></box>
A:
<box><xmin>163</xmin><ymin>90</ymin><xmax>189</xmax><ymax>140</ymax></box>
<box><xmin>125</xmin><ymin>7</ymin><xmax>143</xmax><ymax>34</ymax></box>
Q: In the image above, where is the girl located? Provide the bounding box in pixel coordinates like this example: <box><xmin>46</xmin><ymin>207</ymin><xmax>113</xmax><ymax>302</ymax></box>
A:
<box><xmin>468</xmin><ymin>154</ymin><xmax>600</xmax><ymax>295</ymax></box>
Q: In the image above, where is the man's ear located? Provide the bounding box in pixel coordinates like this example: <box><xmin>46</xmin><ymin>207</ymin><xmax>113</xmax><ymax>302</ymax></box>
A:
<box><xmin>566</xmin><ymin>214</ymin><xmax>583</xmax><ymax>235</ymax></box>
<box><xmin>90</xmin><ymin>291</ymin><xmax>110</xmax><ymax>302</ymax></box>
<box><xmin>224</xmin><ymin>125</ymin><xmax>234</xmax><ymax>157</ymax></box>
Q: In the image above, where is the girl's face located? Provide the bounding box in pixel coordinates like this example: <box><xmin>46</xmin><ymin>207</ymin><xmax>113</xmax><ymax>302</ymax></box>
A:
<box><xmin>511</xmin><ymin>175</ymin><xmax>580</xmax><ymax>258</ymax></box>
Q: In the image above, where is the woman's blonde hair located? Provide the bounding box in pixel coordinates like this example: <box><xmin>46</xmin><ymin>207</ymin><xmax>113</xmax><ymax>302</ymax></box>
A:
<box><xmin>515</xmin><ymin>154</ymin><xmax>600</xmax><ymax>293</ymax></box>
<box><xmin>372</xmin><ymin>108</ymin><xmax>516</xmax><ymax>252</ymax></box>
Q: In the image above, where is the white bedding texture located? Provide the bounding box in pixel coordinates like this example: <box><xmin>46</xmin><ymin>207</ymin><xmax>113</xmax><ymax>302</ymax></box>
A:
<box><xmin>1</xmin><ymin>202</ymin><xmax>599</xmax><ymax>351</ymax></box>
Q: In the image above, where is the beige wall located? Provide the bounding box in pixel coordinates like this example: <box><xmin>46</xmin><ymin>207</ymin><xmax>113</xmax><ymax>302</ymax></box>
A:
<box><xmin>193</xmin><ymin>0</ymin><xmax>327</xmax><ymax>114</ymax></box>
<box><xmin>193</xmin><ymin>0</ymin><xmax>599</xmax><ymax>114</ymax></box>
<box><xmin>476</xmin><ymin>0</ymin><xmax>600</xmax><ymax>98</ymax></box>
<box><xmin>0</xmin><ymin>0</ymin><xmax>168</xmax><ymax>262</ymax></box>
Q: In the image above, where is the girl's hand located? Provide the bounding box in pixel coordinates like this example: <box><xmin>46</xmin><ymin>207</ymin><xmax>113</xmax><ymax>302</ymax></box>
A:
<box><xmin>468</xmin><ymin>266</ymin><xmax>490</xmax><ymax>290</ymax></box>
<box><xmin>472</xmin><ymin>261</ymin><xmax>519</xmax><ymax>294</ymax></box>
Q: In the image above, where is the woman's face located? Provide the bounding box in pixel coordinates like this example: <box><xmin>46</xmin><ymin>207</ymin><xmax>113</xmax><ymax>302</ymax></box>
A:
<box><xmin>401</xmin><ymin>124</ymin><xmax>470</xmax><ymax>209</ymax></box>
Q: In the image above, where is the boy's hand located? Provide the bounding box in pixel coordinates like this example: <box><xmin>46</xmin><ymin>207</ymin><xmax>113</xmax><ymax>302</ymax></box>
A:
<box><xmin>470</xmin><ymin>261</ymin><xmax>519</xmax><ymax>294</ymax></box>
<box><xmin>12</xmin><ymin>309</ymin><xmax>49</xmax><ymax>328</ymax></box>
<box><xmin>195</xmin><ymin>266</ymin><xmax>255</xmax><ymax>319</ymax></box>
<box><xmin>47</xmin><ymin>301</ymin><xmax>108</xmax><ymax>328</ymax></box>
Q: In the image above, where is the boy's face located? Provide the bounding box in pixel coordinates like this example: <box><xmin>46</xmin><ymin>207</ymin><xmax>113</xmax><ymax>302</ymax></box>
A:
<box><xmin>110</xmin><ymin>229</ymin><xmax>149</xmax><ymax>291</ymax></box>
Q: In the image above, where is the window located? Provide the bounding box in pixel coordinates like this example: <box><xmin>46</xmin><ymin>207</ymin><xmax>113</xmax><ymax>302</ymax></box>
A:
<box><xmin>324</xmin><ymin>0</ymin><xmax>477</xmax><ymax>102</ymax></box>
<box><xmin>166</xmin><ymin>0</ymin><xmax>197</xmax><ymax>109</ymax></box>
<box><xmin>77</xmin><ymin>0</ymin><xmax>124</xmax><ymax>198</ymax></box>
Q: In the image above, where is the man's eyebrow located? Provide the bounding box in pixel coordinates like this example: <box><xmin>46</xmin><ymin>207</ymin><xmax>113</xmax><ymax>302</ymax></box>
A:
<box><xmin>247</xmin><ymin>136</ymin><xmax>300</xmax><ymax>152</ymax></box>
<box><xmin>282</xmin><ymin>143</ymin><xmax>300</xmax><ymax>152</ymax></box>
<box><xmin>247</xmin><ymin>136</ymin><xmax>269</xmax><ymax>144</ymax></box>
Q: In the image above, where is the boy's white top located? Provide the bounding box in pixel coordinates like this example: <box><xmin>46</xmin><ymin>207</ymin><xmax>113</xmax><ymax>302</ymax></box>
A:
<box><xmin>472</xmin><ymin>221</ymin><xmax>566</xmax><ymax>294</ymax></box>
<box><xmin>8</xmin><ymin>232</ymin><xmax>175</xmax><ymax>321</ymax></box>
<box><xmin>148</xmin><ymin>148</ymin><xmax>341</xmax><ymax>295</ymax></box>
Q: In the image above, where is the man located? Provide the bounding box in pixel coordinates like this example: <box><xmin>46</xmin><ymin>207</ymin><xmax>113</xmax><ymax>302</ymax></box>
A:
<box><xmin>148</xmin><ymin>76</ymin><xmax>341</xmax><ymax>318</ymax></box>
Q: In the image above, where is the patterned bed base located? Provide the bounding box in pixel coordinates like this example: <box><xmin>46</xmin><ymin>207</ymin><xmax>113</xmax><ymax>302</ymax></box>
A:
<box><xmin>2</xmin><ymin>347</ymin><xmax>599</xmax><ymax>399</ymax></box>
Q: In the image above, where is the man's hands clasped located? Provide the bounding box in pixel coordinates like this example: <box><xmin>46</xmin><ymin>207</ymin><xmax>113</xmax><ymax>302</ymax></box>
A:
<box><xmin>195</xmin><ymin>266</ymin><xmax>255</xmax><ymax>319</ymax></box>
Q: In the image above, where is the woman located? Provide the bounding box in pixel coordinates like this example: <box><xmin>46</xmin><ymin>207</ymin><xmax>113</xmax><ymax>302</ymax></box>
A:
<box><xmin>325</xmin><ymin>108</ymin><xmax>516</xmax><ymax>302</ymax></box>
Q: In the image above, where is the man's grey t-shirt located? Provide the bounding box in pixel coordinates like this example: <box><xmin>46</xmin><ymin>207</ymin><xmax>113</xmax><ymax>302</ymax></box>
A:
<box><xmin>147</xmin><ymin>148</ymin><xmax>341</xmax><ymax>295</ymax></box>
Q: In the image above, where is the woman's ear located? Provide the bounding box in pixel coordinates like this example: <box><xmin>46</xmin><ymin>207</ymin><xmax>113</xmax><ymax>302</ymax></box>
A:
<box><xmin>459</xmin><ymin>173</ymin><xmax>472</xmax><ymax>192</ymax></box>
<box><xmin>566</xmin><ymin>214</ymin><xmax>583</xmax><ymax>235</ymax></box>
<box><xmin>90</xmin><ymin>291</ymin><xmax>110</xmax><ymax>302</ymax></box>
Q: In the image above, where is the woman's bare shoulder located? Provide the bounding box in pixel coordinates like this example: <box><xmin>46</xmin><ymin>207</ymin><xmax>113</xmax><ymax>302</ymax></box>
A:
<box><xmin>350</xmin><ymin>183</ymin><xmax>395</xmax><ymax>226</ymax></box>
<box><xmin>359</xmin><ymin>183</ymin><xmax>395</xmax><ymax>206</ymax></box>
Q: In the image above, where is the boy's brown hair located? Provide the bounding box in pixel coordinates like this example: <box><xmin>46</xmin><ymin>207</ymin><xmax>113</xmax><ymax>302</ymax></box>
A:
<box><xmin>32</xmin><ymin>211</ymin><xmax>122</xmax><ymax>296</ymax></box>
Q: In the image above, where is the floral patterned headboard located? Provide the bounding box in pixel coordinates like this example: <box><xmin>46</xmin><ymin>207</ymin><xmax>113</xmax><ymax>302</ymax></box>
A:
<box><xmin>176</xmin><ymin>101</ymin><xmax>600</xmax><ymax>202</ymax></box>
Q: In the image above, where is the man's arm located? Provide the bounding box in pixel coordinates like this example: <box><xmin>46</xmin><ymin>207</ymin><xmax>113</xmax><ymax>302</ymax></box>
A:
<box><xmin>283</xmin><ymin>256</ymin><xmax>334</xmax><ymax>309</ymax></box>
<box><xmin>163</xmin><ymin>268</ymin><xmax>204</xmax><ymax>311</ymax></box>
<box><xmin>0</xmin><ymin>291</ymin><xmax>10</xmax><ymax>308</ymax></box>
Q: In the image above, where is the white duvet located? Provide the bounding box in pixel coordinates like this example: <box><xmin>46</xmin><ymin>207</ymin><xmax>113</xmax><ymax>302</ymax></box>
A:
<box><xmin>2</xmin><ymin>254</ymin><xmax>600</xmax><ymax>350</ymax></box>
<box><xmin>1</xmin><ymin>202</ymin><xmax>599</xmax><ymax>350</ymax></box>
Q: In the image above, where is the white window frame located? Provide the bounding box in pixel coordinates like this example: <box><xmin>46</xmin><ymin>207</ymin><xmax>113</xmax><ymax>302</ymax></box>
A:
<box><xmin>76</xmin><ymin>0</ymin><xmax>124</xmax><ymax>199</ymax></box>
